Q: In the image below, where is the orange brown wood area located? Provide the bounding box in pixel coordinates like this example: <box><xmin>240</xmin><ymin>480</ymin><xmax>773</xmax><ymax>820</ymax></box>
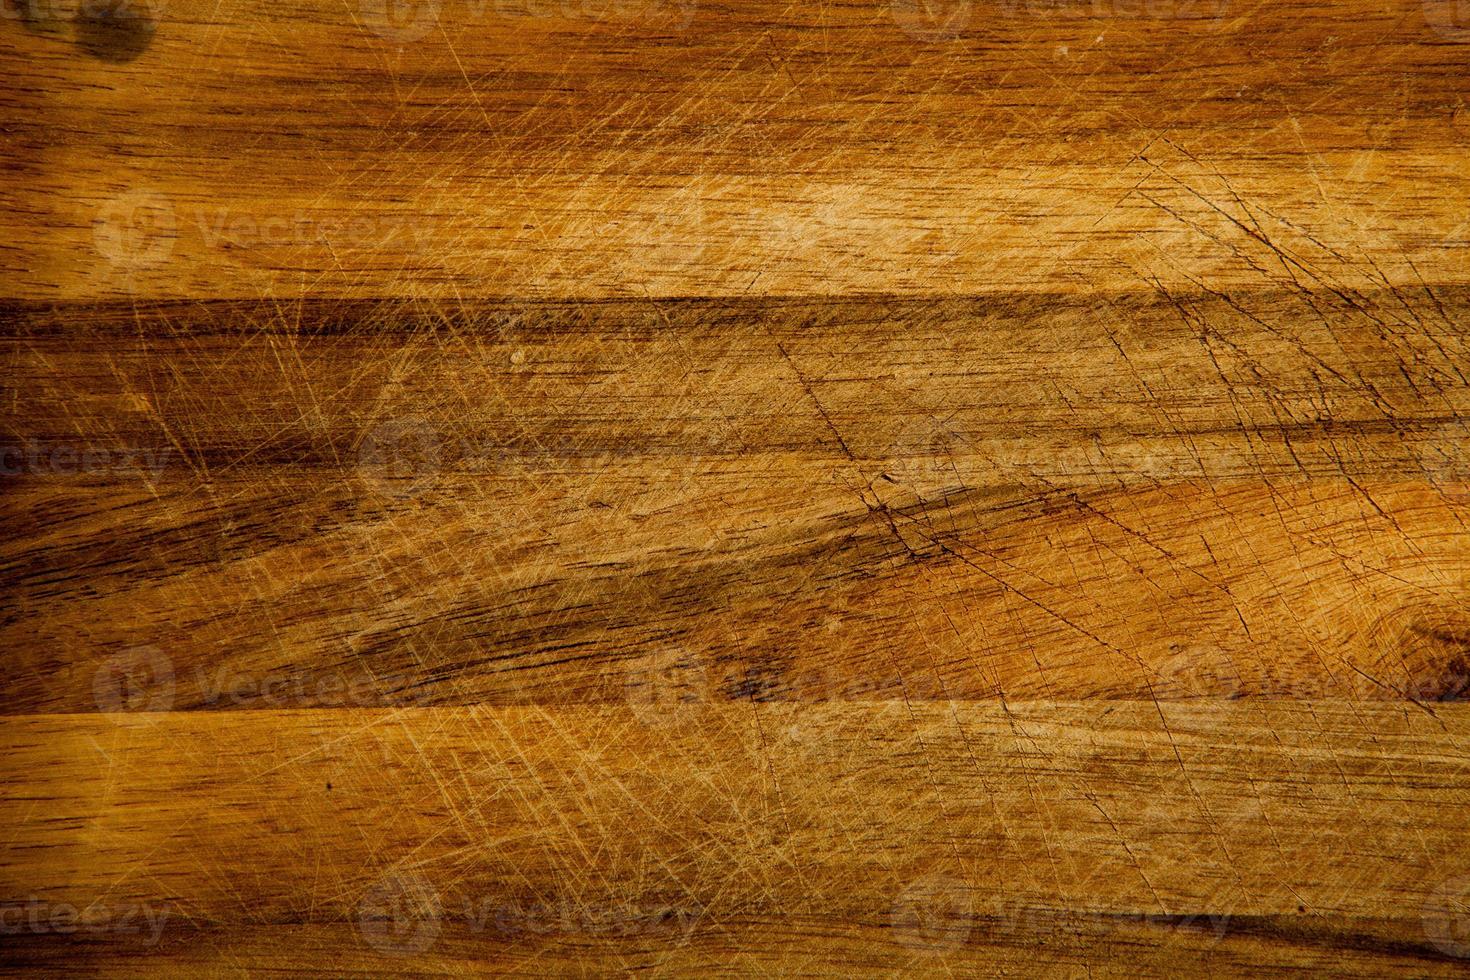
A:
<box><xmin>5</xmin><ymin>0</ymin><xmax>1470</xmax><ymax>974</ymax></box>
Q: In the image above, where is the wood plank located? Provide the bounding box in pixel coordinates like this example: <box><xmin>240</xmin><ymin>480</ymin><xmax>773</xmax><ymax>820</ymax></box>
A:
<box><xmin>3</xmin><ymin>917</ymin><xmax>1467</xmax><ymax>977</ymax></box>
<box><xmin>3</xmin><ymin>703</ymin><xmax>1470</xmax><ymax>974</ymax></box>
<box><xmin>4</xmin><ymin>294</ymin><xmax>1469</xmax><ymax>711</ymax></box>
<box><xmin>4</xmin><ymin>0</ymin><xmax>1470</xmax><ymax>297</ymax></box>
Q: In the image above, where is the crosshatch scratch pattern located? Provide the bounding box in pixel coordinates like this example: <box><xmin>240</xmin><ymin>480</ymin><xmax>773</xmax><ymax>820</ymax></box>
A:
<box><xmin>6</xmin><ymin>0</ymin><xmax>1470</xmax><ymax>974</ymax></box>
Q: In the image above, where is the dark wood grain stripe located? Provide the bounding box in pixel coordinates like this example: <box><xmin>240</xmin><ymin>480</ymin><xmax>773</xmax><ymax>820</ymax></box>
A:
<box><xmin>3</xmin><ymin>293</ymin><xmax>1468</xmax><ymax>710</ymax></box>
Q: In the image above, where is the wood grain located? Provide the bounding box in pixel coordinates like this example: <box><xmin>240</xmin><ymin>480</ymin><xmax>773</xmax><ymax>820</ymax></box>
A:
<box><xmin>4</xmin><ymin>704</ymin><xmax>1470</xmax><ymax>975</ymax></box>
<box><xmin>5</xmin><ymin>294</ymin><xmax>1470</xmax><ymax>712</ymax></box>
<box><xmin>5</xmin><ymin>0</ymin><xmax>1470</xmax><ymax>299</ymax></box>
<box><xmin>6</xmin><ymin>0</ymin><xmax>1470</xmax><ymax>972</ymax></box>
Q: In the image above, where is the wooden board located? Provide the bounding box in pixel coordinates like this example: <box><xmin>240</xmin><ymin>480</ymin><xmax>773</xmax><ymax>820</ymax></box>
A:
<box><xmin>7</xmin><ymin>0</ymin><xmax>1470</xmax><ymax>301</ymax></box>
<box><xmin>5</xmin><ymin>704</ymin><xmax>1470</xmax><ymax>975</ymax></box>
<box><xmin>5</xmin><ymin>0</ymin><xmax>1470</xmax><ymax>973</ymax></box>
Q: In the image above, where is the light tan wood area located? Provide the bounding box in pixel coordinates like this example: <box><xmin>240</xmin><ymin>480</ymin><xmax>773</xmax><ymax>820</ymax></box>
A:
<box><xmin>6</xmin><ymin>0</ymin><xmax>1470</xmax><ymax>299</ymax></box>
<box><xmin>6</xmin><ymin>0</ymin><xmax>1470</xmax><ymax>973</ymax></box>
<box><xmin>5</xmin><ymin>704</ymin><xmax>1470</xmax><ymax>975</ymax></box>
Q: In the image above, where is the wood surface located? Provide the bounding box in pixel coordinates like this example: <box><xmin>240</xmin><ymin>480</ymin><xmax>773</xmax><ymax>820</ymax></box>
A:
<box><xmin>5</xmin><ymin>0</ymin><xmax>1470</xmax><ymax>974</ymax></box>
